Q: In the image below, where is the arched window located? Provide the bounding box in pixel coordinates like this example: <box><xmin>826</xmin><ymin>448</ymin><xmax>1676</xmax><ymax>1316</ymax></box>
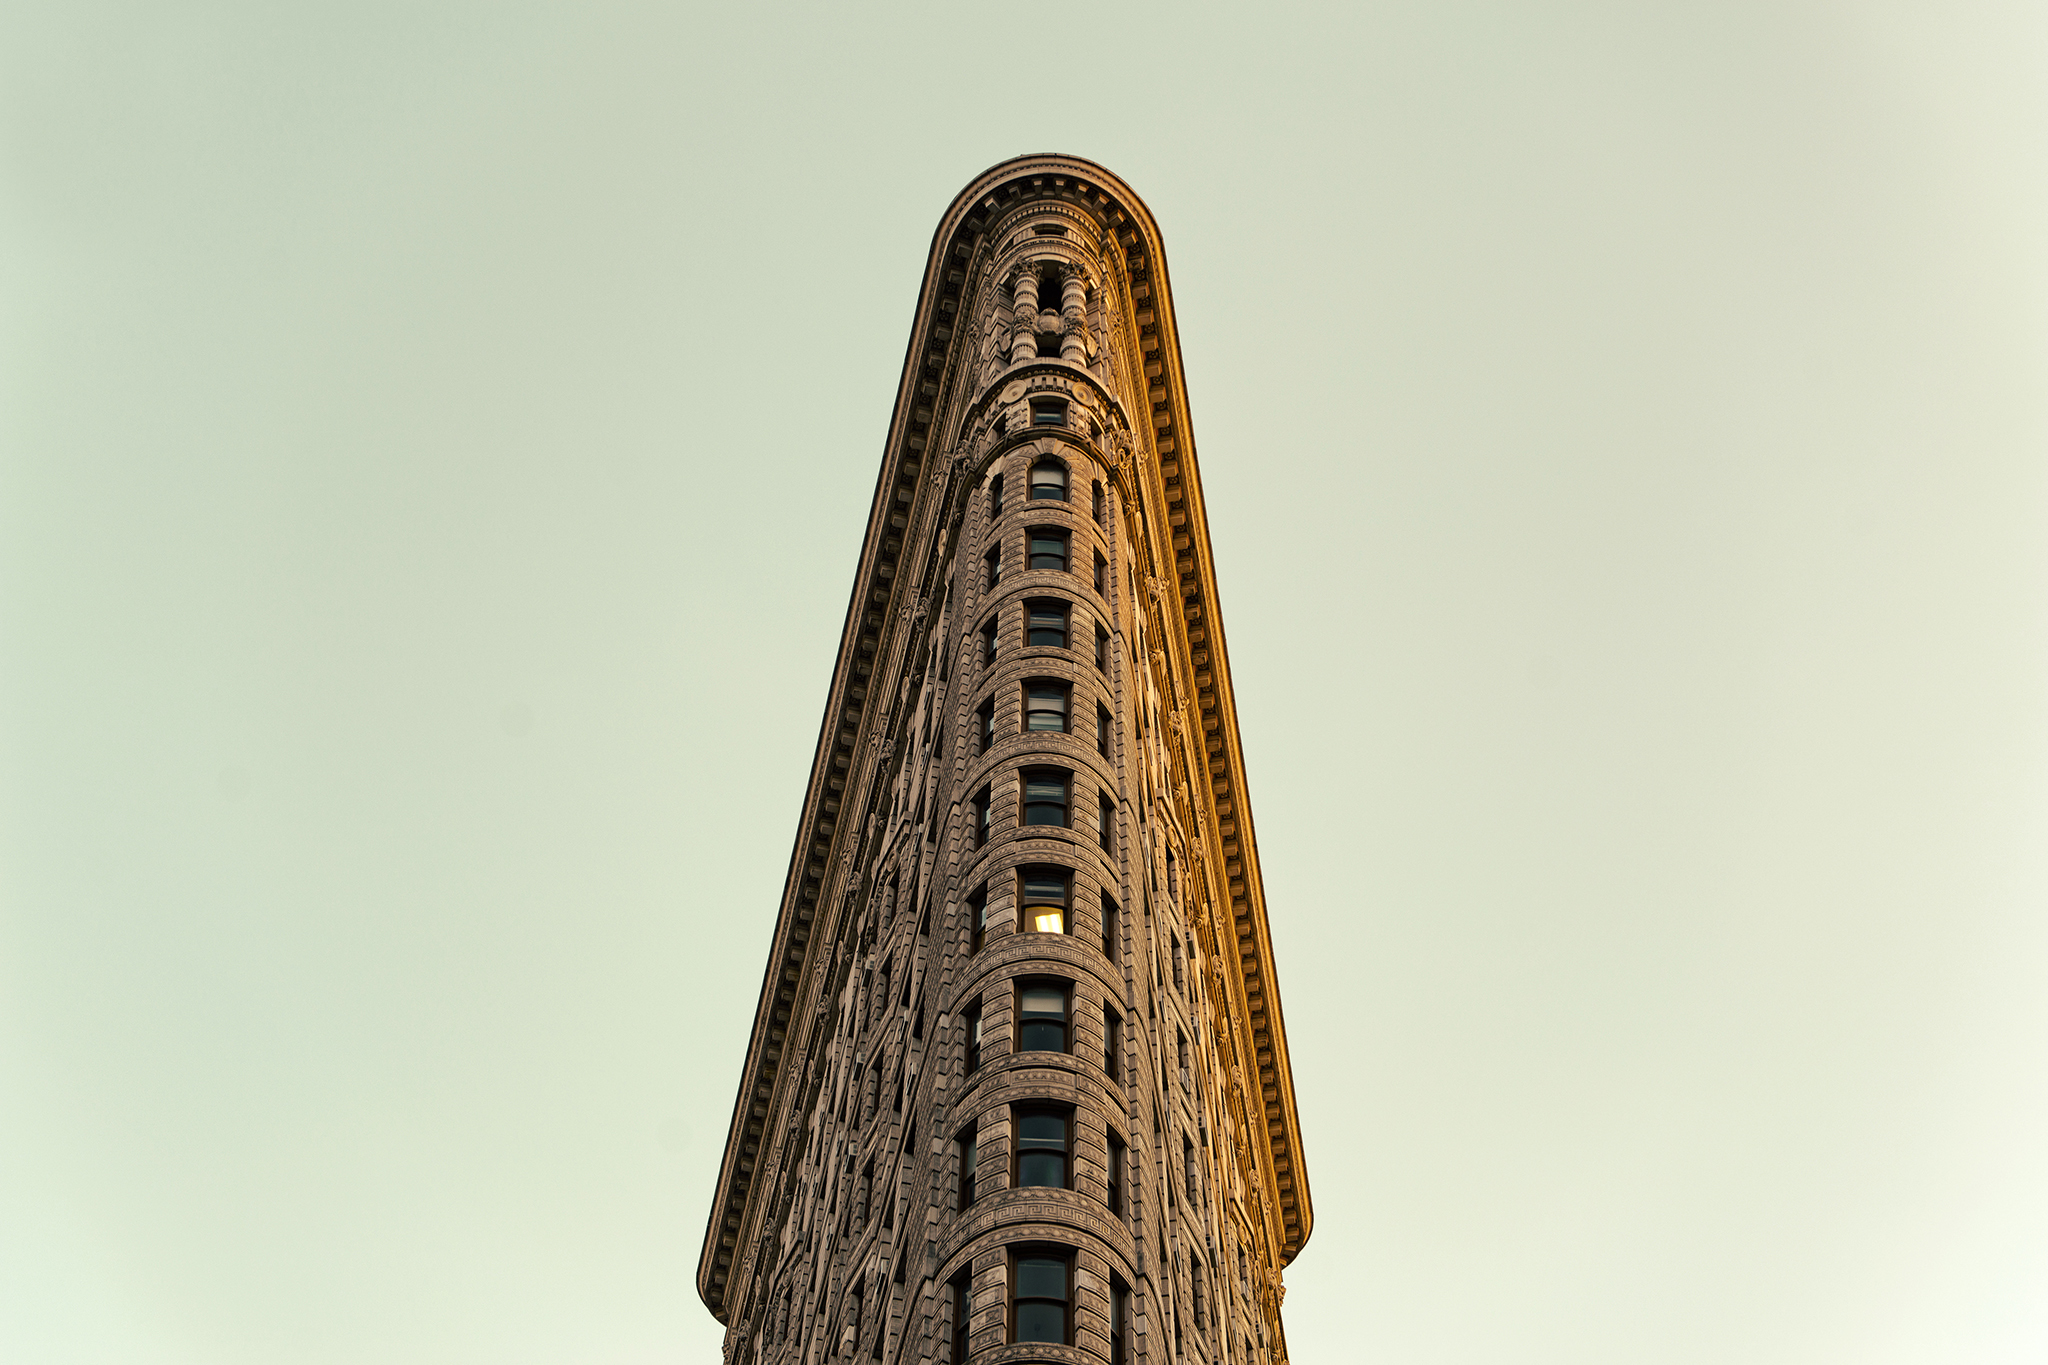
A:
<box><xmin>1029</xmin><ymin>460</ymin><xmax>1068</xmax><ymax>501</ymax></box>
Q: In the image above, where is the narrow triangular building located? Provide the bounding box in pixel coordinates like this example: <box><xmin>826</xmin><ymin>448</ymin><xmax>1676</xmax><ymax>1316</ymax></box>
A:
<box><xmin>698</xmin><ymin>154</ymin><xmax>1312</xmax><ymax>1365</ymax></box>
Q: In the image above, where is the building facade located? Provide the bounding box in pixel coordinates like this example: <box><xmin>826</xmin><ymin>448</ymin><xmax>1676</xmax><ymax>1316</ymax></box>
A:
<box><xmin>698</xmin><ymin>155</ymin><xmax>1311</xmax><ymax>1365</ymax></box>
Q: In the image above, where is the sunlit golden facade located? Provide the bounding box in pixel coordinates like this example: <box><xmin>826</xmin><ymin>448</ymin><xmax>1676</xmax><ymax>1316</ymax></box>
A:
<box><xmin>698</xmin><ymin>154</ymin><xmax>1311</xmax><ymax>1365</ymax></box>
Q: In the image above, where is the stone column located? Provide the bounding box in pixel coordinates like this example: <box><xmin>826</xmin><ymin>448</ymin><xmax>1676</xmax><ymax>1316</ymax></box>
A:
<box><xmin>1060</xmin><ymin>269</ymin><xmax>1090</xmax><ymax>362</ymax></box>
<box><xmin>1010</xmin><ymin>267</ymin><xmax>1040</xmax><ymax>364</ymax></box>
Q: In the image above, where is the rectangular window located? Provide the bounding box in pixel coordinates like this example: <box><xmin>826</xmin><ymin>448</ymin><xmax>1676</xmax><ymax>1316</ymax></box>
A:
<box><xmin>1023</xmin><ymin>680</ymin><xmax>1070</xmax><ymax>733</ymax></box>
<box><xmin>977</xmin><ymin>697</ymin><xmax>996</xmax><ymax>755</ymax></box>
<box><xmin>1095</xmin><ymin>623</ymin><xmax>1110</xmax><ymax>672</ymax></box>
<box><xmin>1018</xmin><ymin>867</ymin><xmax>1070</xmax><ymax>934</ymax></box>
<box><xmin>1030</xmin><ymin>398</ymin><xmax>1068</xmax><ymax>427</ymax></box>
<box><xmin>1110</xmin><ymin>1279</ymin><xmax>1129</xmax><ymax>1365</ymax></box>
<box><xmin>984</xmin><ymin>546</ymin><xmax>1001</xmax><ymax>590</ymax></box>
<box><xmin>1093</xmin><ymin>482</ymin><xmax>1107</xmax><ymax>526</ymax></box>
<box><xmin>1012</xmin><ymin>1105</ymin><xmax>1072</xmax><ymax>1189</ymax></box>
<box><xmin>1100</xmin><ymin>894</ymin><xmax>1119</xmax><ymax>961</ymax></box>
<box><xmin>1025</xmin><ymin>600</ymin><xmax>1069</xmax><ymax>649</ymax></box>
<box><xmin>1094</xmin><ymin>551</ymin><xmax>1107</xmax><ymax>594</ymax></box>
<box><xmin>1107</xmin><ymin>1131</ymin><xmax>1126</xmax><ymax>1215</ymax></box>
<box><xmin>1185</xmin><ymin>1134</ymin><xmax>1198</xmax><ymax>1203</ymax></box>
<box><xmin>989</xmin><ymin>473</ymin><xmax>1004</xmax><ymax>518</ymax></box>
<box><xmin>982</xmin><ymin>617</ymin><xmax>999</xmax><ymax>666</ymax></box>
<box><xmin>957</xmin><ymin>1126</ymin><xmax>978</xmax><ymax>1210</ymax></box>
<box><xmin>968</xmin><ymin>885</ymin><xmax>988</xmax><ymax>954</ymax></box>
<box><xmin>1027</xmin><ymin>528</ymin><xmax>1069</xmax><ymax>573</ymax></box>
<box><xmin>972</xmin><ymin>785</ymin><xmax>991</xmax><ymax>848</ymax></box>
<box><xmin>1098</xmin><ymin>791</ymin><xmax>1114</xmax><ymax>853</ymax></box>
<box><xmin>1020</xmin><ymin>768</ymin><xmax>1069</xmax><ymax>827</ymax></box>
<box><xmin>1096</xmin><ymin>703</ymin><xmax>1112</xmax><ymax>758</ymax></box>
<box><xmin>1029</xmin><ymin>460</ymin><xmax>1068</xmax><ymax>501</ymax></box>
<box><xmin>1016</xmin><ymin>980</ymin><xmax>1071</xmax><ymax>1054</ymax></box>
<box><xmin>1104</xmin><ymin>1003</ymin><xmax>1121</xmax><ymax>1082</ymax></box>
<box><xmin>1010</xmin><ymin>1249</ymin><xmax>1072</xmax><ymax>1345</ymax></box>
<box><xmin>964</xmin><ymin>1001</ymin><xmax>983</xmax><ymax>1073</ymax></box>
<box><xmin>951</xmin><ymin>1272</ymin><xmax>973</xmax><ymax>1365</ymax></box>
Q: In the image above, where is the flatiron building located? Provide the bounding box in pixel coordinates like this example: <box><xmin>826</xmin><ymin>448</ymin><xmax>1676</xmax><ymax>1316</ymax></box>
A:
<box><xmin>698</xmin><ymin>154</ymin><xmax>1312</xmax><ymax>1365</ymax></box>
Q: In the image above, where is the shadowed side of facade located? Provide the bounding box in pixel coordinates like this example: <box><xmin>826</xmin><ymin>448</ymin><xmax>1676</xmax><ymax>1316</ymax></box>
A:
<box><xmin>698</xmin><ymin>154</ymin><xmax>1312</xmax><ymax>1365</ymax></box>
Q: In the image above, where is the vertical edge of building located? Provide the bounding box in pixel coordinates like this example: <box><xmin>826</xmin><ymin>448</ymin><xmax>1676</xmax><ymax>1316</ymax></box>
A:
<box><xmin>697</xmin><ymin>154</ymin><xmax>1313</xmax><ymax>1365</ymax></box>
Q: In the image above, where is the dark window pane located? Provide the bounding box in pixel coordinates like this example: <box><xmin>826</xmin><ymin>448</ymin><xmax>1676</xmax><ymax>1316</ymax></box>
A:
<box><xmin>1015</xmin><ymin>1302</ymin><xmax>1065</xmax><ymax>1343</ymax></box>
<box><xmin>1019</xmin><ymin>1020</ymin><xmax>1065</xmax><ymax>1051</ymax></box>
<box><xmin>1015</xmin><ymin>1259</ymin><xmax>1066</xmax><ymax>1299</ymax></box>
<box><xmin>1018</xmin><ymin>1112</ymin><xmax>1065</xmax><ymax>1142</ymax></box>
<box><xmin>1021</xmin><ymin>872</ymin><xmax>1066</xmax><ymax>904</ymax></box>
<box><xmin>1029</xmin><ymin>533</ymin><xmax>1068</xmax><ymax>571</ymax></box>
<box><xmin>1017</xmin><ymin>1151</ymin><xmax>1066</xmax><ymax>1186</ymax></box>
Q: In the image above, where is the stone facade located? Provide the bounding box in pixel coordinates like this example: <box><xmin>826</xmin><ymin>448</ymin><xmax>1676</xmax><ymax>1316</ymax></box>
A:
<box><xmin>698</xmin><ymin>155</ymin><xmax>1311</xmax><ymax>1365</ymax></box>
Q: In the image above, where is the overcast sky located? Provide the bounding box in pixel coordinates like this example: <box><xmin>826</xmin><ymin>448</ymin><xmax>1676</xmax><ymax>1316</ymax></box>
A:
<box><xmin>4</xmin><ymin>3</ymin><xmax>2046</xmax><ymax>1363</ymax></box>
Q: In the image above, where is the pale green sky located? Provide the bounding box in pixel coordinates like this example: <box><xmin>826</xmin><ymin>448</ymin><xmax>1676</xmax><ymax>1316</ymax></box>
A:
<box><xmin>4</xmin><ymin>3</ymin><xmax>2046</xmax><ymax>1363</ymax></box>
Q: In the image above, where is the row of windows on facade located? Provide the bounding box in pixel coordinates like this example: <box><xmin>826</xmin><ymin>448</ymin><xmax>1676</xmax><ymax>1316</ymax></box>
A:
<box><xmin>942</xmin><ymin>1243</ymin><xmax>1220</xmax><ymax>1362</ymax></box>
<box><xmin>978</xmin><ymin>598</ymin><xmax>1112</xmax><ymax>673</ymax></box>
<box><xmin>948</xmin><ymin>1251</ymin><xmax>1130</xmax><ymax>1361</ymax></box>
<box><xmin>981</xmin><ymin>529</ymin><xmax>1113</xmax><ymax>602</ymax></box>
<box><xmin>985</xmin><ymin>451</ymin><xmax>1111</xmax><ymax>527</ymax></box>
<box><xmin>968</xmin><ymin>768</ymin><xmax>1115</xmax><ymax>855</ymax></box>
<box><xmin>976</xmin><ymin>680</ymin><xmax>1113</xmax><ymax>760</ymax></box>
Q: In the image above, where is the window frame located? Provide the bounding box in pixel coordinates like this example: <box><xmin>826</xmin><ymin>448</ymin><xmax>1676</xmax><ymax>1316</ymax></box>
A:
<box><xmin>976</xmin><ymin>696</ymin><xmax>996</xmax><ymax>755</ymax></box>
<box><xmin>1011</xmin><ymin>1103</ymin><xmax>1074</xmax><ymax>1191</ymax></box>
<box><xmin>950</xmin><ymin>1271</ymin><xmax>973</xmax><ymax>1365</ymax></box>
<box><xmin>1026</xmin><ymin>527</ymin><xmax>1070</xmax><ymax>573</ymax></box>
<box><xmin>1098</xmin><ymin>790</ymin><xmax>1115</xmax><ymax>853</ymax></box>
<box><xmin>1024</xmin><ymin>598</ymin><xmax>1070</xmax><ymax>650</ymax></box>
<box><xmin>957</xmin><ymin>1125</ymin><xmax>979</xmax><ymax>1210</ymax></box>
<box><xmin>1029</xmin><ymin>398</ymin><xmax>1068</xmax><ymax>428</ymax></box>
<box><xmin>1107</xmin><ymin>1129</ymin><xmax>1126</xmax><ymax>1215</ymax></box>
<box><xmin>971</xmin><ymin>785</ymin><xmax>992</xmax><ymax>848</ymax></box>
<box><xmin>1008</xmin><ymin>1247</ymin><xmax>1074</xmax><ymax>1346</ymax></box>
<box><xmin>1022</xmin><ymin>679</ymin><xmax>1071</xmax><ymax>734</ymax></box>
<box><xmin>963</xmin><ymin>999</ymin><xmax>983</xmax><ymax>1073</ymax></box>
<box><xmin>1019</xmin><ymin>766</ymin><xmax>1071</xmax><ymax>828</ymax></box>
<box><xmin>1014</xmin><ymin>978</ymin><xmax>1073</xmax><ymax>1055</ymax></box>
<box><xmin>984</xmin><ymin>545</ymin><xmax>1002</xmax><ymax>590</ymax></box>
<box><xmin>1028</xmin><ymin>458</ymin><xmax>1069</xmax><ymax>501</ymax></box>
<box><xmin>1016</xmin><ymin>865</ymin><xmax>1071</xmax><ymax>935</ymax></box>
<box><xmin>967</xmin><ymin>883</ymin><xmax>988</xmax><ymax>954</ymax></box>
